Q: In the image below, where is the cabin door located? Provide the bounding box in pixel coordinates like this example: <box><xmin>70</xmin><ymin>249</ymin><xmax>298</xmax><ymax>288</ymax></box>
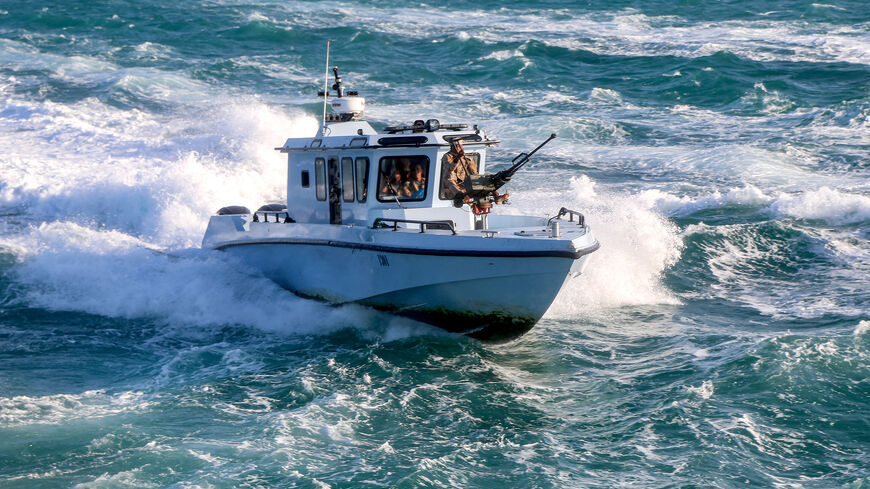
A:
<box><xmin>327</xmin><ymin>157</ymin><xmax>341</xmax><ymax>225</ymax></box>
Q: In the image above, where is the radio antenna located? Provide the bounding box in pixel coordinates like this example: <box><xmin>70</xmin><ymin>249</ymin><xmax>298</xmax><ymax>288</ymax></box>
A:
<box><xmin>321</xmin><ymin>40</ymin><xmax>330</xmax><ymax>134</ymax></box>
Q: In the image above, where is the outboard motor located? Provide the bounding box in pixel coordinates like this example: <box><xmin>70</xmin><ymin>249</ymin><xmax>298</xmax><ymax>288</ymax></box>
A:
<box><xmin>217</xmin><ymin>205</ymin><xmax>251</xmax><ymax>215</ymax></box>
<box><xmin>254</xmin><ymin>203</ymin><xmax>294</xmax><ymax>223</ymax></box>
<box><xmin>257</xmin><ymin>204</ymin><xmax>287</xmax><ymax>212</ymax></box>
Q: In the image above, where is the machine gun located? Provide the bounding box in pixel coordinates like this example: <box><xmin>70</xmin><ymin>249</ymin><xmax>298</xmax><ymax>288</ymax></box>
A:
<box><xmin>456</xmin><ymin>133</ymin><xmax>557</xmax><ymax>215</ymax></box>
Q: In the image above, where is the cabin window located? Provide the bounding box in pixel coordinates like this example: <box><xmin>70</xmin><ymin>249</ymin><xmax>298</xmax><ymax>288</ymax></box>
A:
<box><xmin>314</xmin><ymin>158</ymin><xmax>326</xmax><ymax>201</ymax></box>
<box><xmin>355</xmin><ymin>157</ymin><xmax>369</xmax><ymax>203</ymax></box>
<box><xmin>439</xmin><ymin>152</ymin><xmax>480</xmax><ymax>200</ymax></box>
<box><xmin>301</xmin><ymin>170</ymin><xmax>310</xmax><ymax>188</ymax></box>
<box><xmin>377</xmin><ymin>155</ymin><xmax>430</xmax><ymax>202</ymax></box>
<box><xmin>341</xmin><ymin>157</ymin><xmax>355</xmax><ymax>202</ymax></box>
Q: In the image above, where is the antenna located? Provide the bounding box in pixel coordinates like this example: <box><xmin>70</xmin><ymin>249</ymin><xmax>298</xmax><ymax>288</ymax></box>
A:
<box><xmin>321</xmin><ymin>40</ymin><xmax>330</xmax><ymax>134</ymax></box>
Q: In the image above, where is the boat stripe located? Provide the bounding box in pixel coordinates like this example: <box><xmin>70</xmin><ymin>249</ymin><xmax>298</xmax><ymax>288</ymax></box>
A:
<box><xmin>212</xmin><ymin>238</ymin><xmax>600</xmax><ymax>259</ymax></box>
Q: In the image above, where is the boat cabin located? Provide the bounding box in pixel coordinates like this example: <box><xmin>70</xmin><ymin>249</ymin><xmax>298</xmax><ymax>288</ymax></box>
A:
<box><xmin>277</xmin><ymin>117</ymin><xmax>497</xmax><ymax>230</ymax></box>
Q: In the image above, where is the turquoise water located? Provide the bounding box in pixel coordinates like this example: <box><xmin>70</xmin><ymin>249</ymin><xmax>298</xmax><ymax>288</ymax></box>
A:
<box><xmin>1</xmin><ymin>1</ymin><xmax>869</xmax><ymax>487</ymax></box>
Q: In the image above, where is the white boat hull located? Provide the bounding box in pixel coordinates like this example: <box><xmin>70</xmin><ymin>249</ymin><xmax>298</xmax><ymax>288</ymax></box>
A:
<box><xmin>218</xmin><ymin>239</ymin><xmax>594</xmax><ymax>339</ymax></box>
<box><xmin>204</xmin><ymin>215</ymin><xmax>598</xmax><ymax>340</ymax></box>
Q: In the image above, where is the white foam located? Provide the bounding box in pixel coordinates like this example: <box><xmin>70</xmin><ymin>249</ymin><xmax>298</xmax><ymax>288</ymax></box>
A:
<box><xmin>741</xmin><ymin>83</ymin><xmax>798</xmax><ymax>115</ymax></box>
<box><xmin>684</xmin><ymin>222</ymin><xmax>869</xmax><ymax>319</ymax></box>
<box><xmin>588</xmin><ymin>87</ymin><xmax>623</xmax><ymax>104</ymax></box>
<box><xmin>335</xmin><ymin>7</ymin><xmax>870</xmax><ymax>65</ymax></box>
<box><xmin>636</xmin><ymin>185</ymin><xmax>773</xmax><ymax>217</ymax></box>
<box><xmin>505</xmin><ymin>175</ymin><xmax>683</xmax><ymax>316</ymax></box>
<box><xmin>617</xmin><ymin>184</ymin><xmax>870</xmax><ymax>228</ymax></box>
<box><xmin>482</xmin><ymin>49</ymin><xmax>526</xmax><ymax>62</ymax></box>
<box><xmin>0</xmin><ymin>389</ymin><xmax>149</xmax><ymax>427</ymax></box>
<box><xmin>1</xmin><ymin>222</ymin><xmax>367</xmax><ymax>335</ymax></box>
<box><xmin>855</xmin><ymin>320</ymin><xmax>870</xmax><ymax>337</ymax></box>
<box><xmin>0</xmin><ymin>83</ymin><xmax>459</xmax><ymax>338</ymax></box>
<box><xmin>686</xmin><ymin>380</ymin><xmax>715</xmax><ymax>399</ymax></box>
<box><xmin>71</xmin><ymin>468</ymin><xmax>157</xmax><ymax>489</ymax></box>
<box><xmin>770</xmin><ymin>187</ymin><xmax>870</xmax><ymax>225</ymax></box>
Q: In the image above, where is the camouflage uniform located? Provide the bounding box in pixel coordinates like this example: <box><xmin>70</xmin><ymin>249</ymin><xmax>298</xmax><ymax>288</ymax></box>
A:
<box><xmin>440</xmin><ymin>140</ymin><xmax>477</xmax><ymax>200</ymax></box>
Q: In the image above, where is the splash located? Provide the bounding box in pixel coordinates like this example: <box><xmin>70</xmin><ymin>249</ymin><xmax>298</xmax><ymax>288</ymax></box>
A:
<box><xmin>0</xmin><ymin>94</ymin><xmax>318</xmax><ymax>246</ymax></box>
<box><xmin>509</xmin><ymin>175</ymin><xmax>683</xmax><ymax>316</ymax></box>
<box><xmin>2</xmin><ymin>221</ymin><xmax>367</xmax><ymax>335</ymax></box>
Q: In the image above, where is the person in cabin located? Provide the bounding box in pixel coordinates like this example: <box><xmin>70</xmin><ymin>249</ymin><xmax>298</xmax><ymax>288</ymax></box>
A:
<box><xmin>405</xmin><ymin>162</ymin><xmax>426</xmax><ymax>199</ymax></box>
<box><xmin>396</xmin><ymin>159</ymin><xmax>413</xmax><ymax>197</ymax></box>
<box><xmin>380</xmin><ymin>164</ymin><xmax>404</xmax><ymax>198</ymax></box>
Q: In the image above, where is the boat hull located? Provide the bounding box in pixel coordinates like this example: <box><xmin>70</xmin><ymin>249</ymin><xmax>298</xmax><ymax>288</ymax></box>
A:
<box><xmin>218</xmin><ymin>241</ymin><xmax>593</xmax><ymax>341</ymax></box>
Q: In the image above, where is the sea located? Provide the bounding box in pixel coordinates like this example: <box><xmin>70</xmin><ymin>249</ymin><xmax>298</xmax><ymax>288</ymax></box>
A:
<box><xmin>0</xmin><ymin>1</ymin><xmax>868</xmax><ymax>487</ymax></box>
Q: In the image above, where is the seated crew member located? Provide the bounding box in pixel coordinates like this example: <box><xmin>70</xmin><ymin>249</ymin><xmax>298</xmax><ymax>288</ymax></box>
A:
<box><xmin>396</xmin><ymin>158</ymin><xmax>413</xmax><ymax>197</ymax></box>
<box><xmin>380</xmin><ymin>166</ymin><xmax>404</xmax><ymax>197</ymax></box>
<box><xmin>405</xmin><ymin>162</ymin><xmax>426</xmax><ymax>199</ymax></box>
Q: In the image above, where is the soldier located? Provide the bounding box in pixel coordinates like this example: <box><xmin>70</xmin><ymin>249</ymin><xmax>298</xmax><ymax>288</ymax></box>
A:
<box><xmin>439</xmin><ymin>139</ymin><xmax>477</xmax><ymax>201</ymax></box>
<box><xmin>440</xmin><ymin>140</ymin><xmax>508</xmax><ymax>204</ymax></box>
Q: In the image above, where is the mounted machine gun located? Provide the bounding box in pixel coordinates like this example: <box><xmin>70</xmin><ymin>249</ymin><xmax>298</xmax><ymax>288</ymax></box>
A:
<box><xmin>455</xmin><ymin>133</ymin><xmax>557</xmax><ymax>215</ymax></box>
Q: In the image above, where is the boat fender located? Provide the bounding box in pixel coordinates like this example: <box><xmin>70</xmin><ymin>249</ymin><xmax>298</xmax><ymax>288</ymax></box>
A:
<box><xmin>217</xmin><ymin>205</ymin><xmax>251</xmax><ymax>215</ymax></box>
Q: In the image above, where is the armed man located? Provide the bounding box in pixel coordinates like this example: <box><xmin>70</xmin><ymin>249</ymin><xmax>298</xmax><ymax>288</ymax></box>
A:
<box><xmin>440</xmin><ymin>139</ymin><xmax>509</xmax><ymax>206</ymax></box>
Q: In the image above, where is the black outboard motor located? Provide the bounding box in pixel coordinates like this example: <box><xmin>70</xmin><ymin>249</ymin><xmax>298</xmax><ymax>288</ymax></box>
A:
<box><xmin>254</xmin><ymin>203</ymin><xmax>294</xmax><ymax>223</ymax></box>
<box><xmin>257</xmin><ymin>204</ymin><xmax>287</xmax><ymax>212</ymax></box>
<box><xmin>217</xmin><ymin>205</ymin><xmax>251</xmax><ymax>215</ymax></box>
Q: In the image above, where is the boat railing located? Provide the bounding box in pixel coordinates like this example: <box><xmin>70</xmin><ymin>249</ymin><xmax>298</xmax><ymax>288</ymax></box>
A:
<box><xmin>372</xmin><ymin>218</ymin><xmax>457</xmax><ymax>235</ymax></box>
<box><xmin>548</xmin><ymin>207</ymin><xmax>586</xmax><ymax>227</ymax></box>
<box><xmin>253</xmin><ymin>211</ymin><xmax>295</xmax><ymax>223</ymax></box>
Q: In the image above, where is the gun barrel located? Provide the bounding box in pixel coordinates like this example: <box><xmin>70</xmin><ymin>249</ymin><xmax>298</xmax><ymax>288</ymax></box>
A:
<box><xmin>503</xmin><ymin>133</ymin><xmax>557</xmax><ymax>178</ymax></box>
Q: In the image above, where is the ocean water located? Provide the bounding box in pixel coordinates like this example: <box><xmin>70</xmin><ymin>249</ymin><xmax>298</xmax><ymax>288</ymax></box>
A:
<box><xmin>1</xmin><ymin>0</ymin><xmax>868</xmax><ymax>487</ymax></box>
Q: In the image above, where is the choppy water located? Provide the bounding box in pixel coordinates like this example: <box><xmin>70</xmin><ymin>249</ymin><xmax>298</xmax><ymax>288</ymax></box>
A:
<box><xmin>1</xmin><ymin>1</ymin><xmax>869</xmax><ymax>487</ymax></box>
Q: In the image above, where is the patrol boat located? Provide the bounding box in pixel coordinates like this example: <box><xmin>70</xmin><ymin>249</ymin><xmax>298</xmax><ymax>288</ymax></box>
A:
<box><xmin>202</xmin><ymin>68</ymin><xmax>599</xmax><ymax>340</ymax></box>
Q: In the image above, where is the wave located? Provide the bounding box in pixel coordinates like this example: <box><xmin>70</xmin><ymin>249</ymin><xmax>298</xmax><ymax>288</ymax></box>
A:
<box><xmin>635</xmin><ymin>185</ymin><xmax>870</xmax><ymax>226</ymax></box>
<box><xmin>771</xmin><ymin>187</ymin><xmax>870</xmax><ymax>225</ymax></box>
<box><xmin>1</xmin><ymin>221</ymin><xmax>439</xmax><ymax>340</ymax></box>
<box><xmin>507</xmin><ymin>176</ymin><xmax>683</xmax><ymax>315</ymax></box>
<box><xmin>681</xmin><ymin>221</ymin><xmax>868</xmax><ymax>319</ymax></box>
<box><xmin>0</xmin><ymin>388</ymin><xmax>149</xmax><ymax>427</ymax></box>
<box><xmin>345</xmin><ymin>7</ymin><xmax>870</xmax><ymax>65</ymax></box>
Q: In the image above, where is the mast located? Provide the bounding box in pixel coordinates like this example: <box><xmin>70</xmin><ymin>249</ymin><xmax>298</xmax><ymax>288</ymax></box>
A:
<box><xmin>321</xmin><ymin>40</ymin><xmax>330</xmax><ymax>135</ymax></box>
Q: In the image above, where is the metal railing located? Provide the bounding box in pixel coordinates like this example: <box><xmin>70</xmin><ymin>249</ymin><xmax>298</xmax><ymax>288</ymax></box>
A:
<box><xmin>372</xmin><ymin>218</ymin><xmax>457</xmax><ymax>235</ymax></box>
<box><xmin>548</xmin><ymin>207</ymin><xmax>585</xmax><ymax>227</ymax></box>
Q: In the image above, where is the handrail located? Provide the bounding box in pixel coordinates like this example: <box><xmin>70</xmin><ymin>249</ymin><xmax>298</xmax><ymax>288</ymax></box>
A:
<box><xmin>372</xmin><ymin>218</ymin><xmax>457</xmax><ymax>235</ymax></box>
<box><xmin>547</xmin><ymin>207</ymin><xmax>585</xmax><ymax>226</ymax></box>
<box><xmin>253</xmin><ymin>211</ymin><xmax>295</xmax><ymax>223</ymax></box>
